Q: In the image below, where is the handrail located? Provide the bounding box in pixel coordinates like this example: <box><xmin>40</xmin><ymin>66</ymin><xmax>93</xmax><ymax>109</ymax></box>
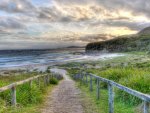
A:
<box><xmin>0</xmin><ymin>74</ymin><xmax>46</xmax><ymax>93</ymax></box>
<box><xmin>0</xmin><ymin>74</ymin><xmax>50</xmax><ymax>106</ymax></box>
<box><xmin>90</xmin><ymin>73</ymin><xmax>150</xmax><ymax>102</ymax></box>
<box><xmin>74</xmin><ymin>71</ymin><xmax>150</xmax><ymax>113</ymax></box>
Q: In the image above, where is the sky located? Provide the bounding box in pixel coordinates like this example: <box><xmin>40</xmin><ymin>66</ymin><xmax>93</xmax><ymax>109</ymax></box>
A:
<box><xmin>0</xmin><ymin>0</ymin><xmax>150</xmax><ymax>49</ymax></box>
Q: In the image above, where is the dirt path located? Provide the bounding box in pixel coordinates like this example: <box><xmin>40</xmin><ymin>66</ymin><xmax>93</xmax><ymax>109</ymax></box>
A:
<box><xmin>41</xmin><ymin>69</ymin><xmax>83</xmax><ymax>113</ymax></box>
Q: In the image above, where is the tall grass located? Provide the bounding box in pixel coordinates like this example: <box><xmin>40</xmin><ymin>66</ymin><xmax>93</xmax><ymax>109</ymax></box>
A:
<box><xmin>88</xmin><ymin>67</ymin><xmax>150</xmax><ymax>92</ymax></box>
<box><xmin>0</xmin><ymin>72</ymin><xmax>59</xmax><ymax>113</ymax></box>
<box><xmin>0</xmin><ymin>72</ymin><xmax>38</xmax><ymax>87</ymax></box>
<box><xmin>68</xmin><ymin>66</ymin><xmax>150</xmax><ymax>106</ymax></box>
<box><xmin>87</xmin><ymin>67</ymin><xmax>150</xmax><ymax>105</ymax></box>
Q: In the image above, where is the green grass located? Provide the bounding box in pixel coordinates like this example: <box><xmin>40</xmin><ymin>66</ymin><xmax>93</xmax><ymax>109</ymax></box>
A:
<box><xmin>77</xmin><ymin>80</ymin><xmax>135</xmax><ymax>113</ymax></box>
<box><xmin>62</xmin><ymin>52</ymin><xmax>150</xmax><ymax>112</ymax></box>
<box><xmin>61</xmin><ymin>52</ymin><xmax>150</xmax><ymax>70</ymax></box>
<box><xmin>74</xmin><ymin>67</ymin><xmax>150</xmax><ymax>105</ymax></box>
<box><xmin>67</xmin><ymin>65</ymin><xmax>150</xmax><ymax>112</ymax></box>
<box><xmin>0</xmin><ymin>72</ymin><xmax>39</xmax><ymax>87</ymax></box>
<box><xmin>0</xmin><ymin>72</ymin><xmax>59</xmax><ymax>113</ymax></box>
<box><xmin>87</xmin><ymin>67</ymin><xmax>150</xmax><ymax>93</ymax></box>
<box><xmin>0</xmin><ymin>84</ymin><xmax>55</xmax><ymax>113</ymax></box>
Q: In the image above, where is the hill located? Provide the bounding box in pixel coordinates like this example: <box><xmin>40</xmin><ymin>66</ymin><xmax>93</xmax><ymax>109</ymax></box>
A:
<box><xmin>138</xmin><ymin>26</ymin><xmax>150</xmax><ymax>35</ymax></box>
<box><xmin>86</xmin><ymin>27</ymin><xmax>150</xmax><ymax>52</ymax></box>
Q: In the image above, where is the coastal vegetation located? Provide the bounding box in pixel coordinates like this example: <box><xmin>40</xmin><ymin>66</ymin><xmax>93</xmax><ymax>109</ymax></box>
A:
<box><xmin>0</xmin><ymin>70</ymin><xmax>60</xmax><ymax>113</ymax></box>
<box><xmin>60</xmin><ymin>52</ymin><xmax>150</xmax><ymax>113</ymax></box>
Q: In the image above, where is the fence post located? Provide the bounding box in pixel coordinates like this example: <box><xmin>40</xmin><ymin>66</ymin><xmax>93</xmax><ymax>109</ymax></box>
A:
<box><xmin>95</xmin><ymin>77</ymin><xmax>97</xmax><ymax>84</ymax></box>
<box><xmin>144</xmin><ymin>101</ymin><xmax>149</xmax><ymax>113</ymax></box>
<box><xmin>48</xmin><ymin>75</ymin><xmax>50</xmax><ymax>84</ymax></box>
<box><xmin>108</xmin><ymin>83</ymin><xmax>114</xmax><ymax>113</ymax></box>
<box><xmin>11</xmin><ymin>86</ymin><xmax>16</xmax><ymax>107</ymax></box>
<box><xmin>86</xmin><ymin>73</ymin><xmax>88</xmax><ymax>84</ymax></box>
<box><xmin>90</xmin><ymin>75</ymin><xmax>93</xmax><ymax>92</ymax></box>
<box><xmin>96</xmin><ymin>78</ymin><xmax>100</xmax><ymax>100</ymax></box>
<box><xmin>51</xmin><ymin>73</ymin><xmax>54</xmax><ymax>78</ymax></box>
<box><xmin>82</xmin><ymin>73</ymin><xmax>85</xmax><ymax>84</ymax></box>
<box><xmin>80</xmin><ymin>73</ymin><xmax>83</xmax><ymax>85</ymax></box>
<box><xmin>37</xmin><ymin>77</ymin><xmax>40</xmax><ymax>87</ymax></box>
<box><xmin>74</xmin><ymin>73</ymin><xmax>76</xmax><ymax>79</ymax></box>
<box><xmin>44</xmin><ymin>75</ymin><xmax>47</xmax><ymax>86</ymax></box>
<box><xmin>76</xmin><ymin>73</ymin><xmax>79</xmax><ymax>80</ymax></box>
<box><xmin>46</xmin><ymin>75</ymin><xmax>49</xmax><ymax>85</ymax></box>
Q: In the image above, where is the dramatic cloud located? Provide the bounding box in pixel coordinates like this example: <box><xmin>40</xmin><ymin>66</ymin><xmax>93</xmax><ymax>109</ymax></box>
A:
<box><xmin>0</xmin><ymin>0</ymin><xmax>150</xmax><ymax>49</ymax></box>
<box><xmin>0</xmin><ymin>18</ymin><xmax>25</xmax><ymax>29</ymax></box>
<box><xmin>0</xmin><ymin>0</ymin><xmax>35</xmax><ymax>13</ymax></box>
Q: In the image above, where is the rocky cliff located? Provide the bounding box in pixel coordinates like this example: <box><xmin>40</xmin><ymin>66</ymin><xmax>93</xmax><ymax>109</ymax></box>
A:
<box><xmin>86</xmin><ymin>27</ymin><xmax>150</xmax><ymax>52</ymax></box>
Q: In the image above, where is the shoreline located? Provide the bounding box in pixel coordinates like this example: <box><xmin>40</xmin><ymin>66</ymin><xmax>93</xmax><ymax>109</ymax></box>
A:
<box><xmin>0</xmin><ymin>53</ymin><xmax>126</xmax><ymax>76</ymax></box>
<box><xmin>0</xmin><ymin>53</ymin><xmax>125</xmax><ymax>70</ymax></box>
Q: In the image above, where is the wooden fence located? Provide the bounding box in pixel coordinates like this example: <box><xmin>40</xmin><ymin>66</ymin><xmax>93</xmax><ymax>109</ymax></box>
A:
<box><xmin>0</xmin><ymin>74</ymin><xmax>51</xmax><ymax>107</ymax></box>
<box><xmin>73</xmin><ymin>72</ymin><xmax>150</xmax><ymax>113</ymax></box>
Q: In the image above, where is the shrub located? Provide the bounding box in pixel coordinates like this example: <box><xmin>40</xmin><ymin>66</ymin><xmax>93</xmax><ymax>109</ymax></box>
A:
<box><xmin>46</xmin><ymin>68</ymin><xmax>50</xmax><ymax>73</ymax></box>
<box><xmin>49</xmin><ymin>78</ymin><xmax>58</xmax><ymax>85</ymax></box>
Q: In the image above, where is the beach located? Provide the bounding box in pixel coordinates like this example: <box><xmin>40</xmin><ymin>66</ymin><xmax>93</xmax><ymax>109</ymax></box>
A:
<box><xmin>0</xmin><ymin>48</ymin><xmax>124</xmax><ymax>76</ymax></box>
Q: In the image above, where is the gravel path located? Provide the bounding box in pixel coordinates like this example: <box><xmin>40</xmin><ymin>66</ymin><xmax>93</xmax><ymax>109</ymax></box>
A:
<box><xmin>41</xmin><ymin>69</ymin><xmax>83</xmax><ymax>113</ymax></box>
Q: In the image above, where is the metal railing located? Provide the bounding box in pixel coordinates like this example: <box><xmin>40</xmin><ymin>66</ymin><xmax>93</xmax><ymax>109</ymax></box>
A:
<box><xmin>73</xmin><ymin>72</ymin><xmax>150</xmax><ymax>113</ymax></box>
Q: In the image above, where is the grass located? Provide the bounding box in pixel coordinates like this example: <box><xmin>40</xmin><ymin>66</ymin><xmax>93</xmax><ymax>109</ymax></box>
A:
<box><xmin>87</xmin><ymin>67</ymin><xmax>150</xmax><ymax>93</ymax></box>
<box><xmin>65</xmin><ymin>52</ymin><xmax>150</xmax><ymax>112</ymax></box>
<box><xmin>0</xmin><ymin>72</ymin><xmax>39</xmax><ymax>87</ymax></box>
<box><xmin>0</xmin><ymin>71</ymin><xmax>59</xmax><ymax>113</ymax></box>
<box><xmin>60</xmin><ymin>52</ymin><xmax>150</xmax><ymax>71</ymax></box>
<box><xmin>0</xmin><ymin>84</ymin><xmax>55</xmax><ymax>113</ymax></box>
<box><xmin>77</xmin><ymin>80</ymin><xmax>135</xmax><ymax>113</ymax></box>
<box><xmin>69</xmin><ymin>67</ymin><xmax>150</xmax><ymax>106</ymax></box>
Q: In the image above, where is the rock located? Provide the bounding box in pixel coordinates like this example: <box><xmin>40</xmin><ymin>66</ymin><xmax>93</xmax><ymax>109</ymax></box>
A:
<box><xmin>86</xmin><ymin>26</ymin><xmax>150</xmax><ymax>52</ymax></box>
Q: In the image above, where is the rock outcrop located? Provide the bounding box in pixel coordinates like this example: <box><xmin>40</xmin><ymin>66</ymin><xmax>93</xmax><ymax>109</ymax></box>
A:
<box><xmin>86</xmin><ymin>27</ymin><xmax>150</xmax><ymax>52</ymax></box>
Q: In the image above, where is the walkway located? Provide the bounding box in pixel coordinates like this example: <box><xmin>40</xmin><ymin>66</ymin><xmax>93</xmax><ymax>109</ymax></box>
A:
<box><xmin>41</xmin><ymin>68</ymin><xmax>83</xmax><ymax>113</ymax></box>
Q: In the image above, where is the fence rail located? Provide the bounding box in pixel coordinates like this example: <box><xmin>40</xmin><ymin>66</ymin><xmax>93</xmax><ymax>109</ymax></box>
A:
<box><xmin>0</xmin><ymin>74</ymin><xmax>50</xmax><ymax>106</ymax></box>
<box><xmin>73</xmin><ymin>71</ymin><xmax>150</xmax><ymax>113</ymax></box>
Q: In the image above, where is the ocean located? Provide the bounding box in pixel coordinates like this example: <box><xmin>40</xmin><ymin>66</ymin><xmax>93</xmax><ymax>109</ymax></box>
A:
<box><xmin>0</xmin><ymin>48</ymin><xmax>124</xmax><ymax>69</ymax></box>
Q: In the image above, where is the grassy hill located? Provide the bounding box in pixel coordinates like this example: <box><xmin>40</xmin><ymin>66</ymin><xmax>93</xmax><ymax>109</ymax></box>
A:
<box><xmin>86</xmin><ymin>27</ymin><xmax>150</xmax><ymax>52</ymax></box>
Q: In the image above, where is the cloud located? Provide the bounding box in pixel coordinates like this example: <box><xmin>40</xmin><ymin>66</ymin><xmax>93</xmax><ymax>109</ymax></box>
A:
<box><xmin>0</xmin><ymin>0</ymin><xmax>35</xmax><ymax>13</ymax></box>
<box><xmin>0</xmin><ymin>0</ymin><xmax>150</xmax><ymax>49</ymax></box>
<box><xmin>0</xmin><ymin>17</ymin><xmax>25</xmax><ymax>29</ymax></box>
<box><xmin>94</xmin><ymin>0</ymin><xmax>150</xmax><ymax>20</ymax></box>
<box><xmin>57</xmin><ymin>0</ymin><xmax>150</xmax><ymax>18</ymax></box>
<box><xmin>79</xmin><ymin>34</ymin><xmax>114</xmax><ymax>42</ymax></box>
<box><xmin>53</xmin><ymin>0</ymin><xmax>150</xmax><ymax>23</ymax></box>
